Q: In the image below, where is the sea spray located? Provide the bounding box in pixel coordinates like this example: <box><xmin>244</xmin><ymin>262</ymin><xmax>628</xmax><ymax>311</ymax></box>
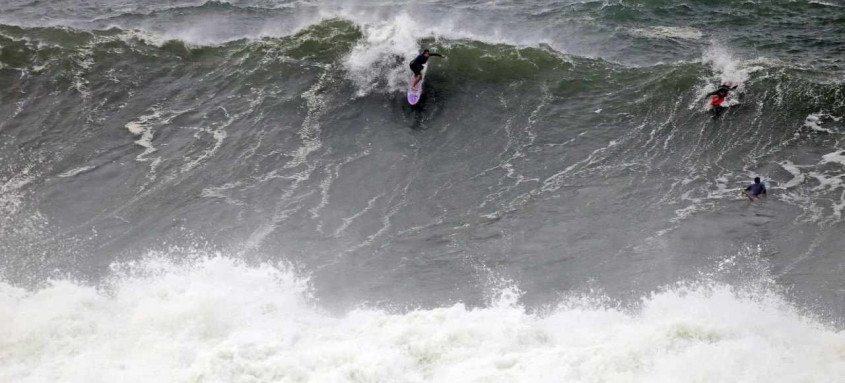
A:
<box><xmin>1</xmin><ymin>254</ymin><xmax>843</xmax><ymax>382</ymax></box>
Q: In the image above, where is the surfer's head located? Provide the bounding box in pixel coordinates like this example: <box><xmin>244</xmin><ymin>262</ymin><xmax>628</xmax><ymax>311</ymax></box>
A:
<box><xmin>422</xmin><ymin>49</ymin><xmax>430</xmax><ymax>57</ymax></box>
<box><xmin>754</xmin><ymin>177</ymin><xmax>761</xmax><ymax>183</ymax></box>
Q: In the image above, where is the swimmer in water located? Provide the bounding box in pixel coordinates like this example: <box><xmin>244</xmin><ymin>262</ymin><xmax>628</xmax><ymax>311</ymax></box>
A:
<box><xmin>744</xmin><ymin>176</ymin><xmax>767</xmax><ymax>201</ymax></box>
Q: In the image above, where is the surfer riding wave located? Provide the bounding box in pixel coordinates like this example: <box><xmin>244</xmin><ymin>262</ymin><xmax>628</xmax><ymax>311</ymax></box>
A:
<box><xmin>706</xmin><ymin>83</ymin><xmax>738</xmax><ymax>118</ymax></box>
<box><xmin>410</xmin><ymin>49</ymin><xmax>444</xmax><ymax>89</ymax></box>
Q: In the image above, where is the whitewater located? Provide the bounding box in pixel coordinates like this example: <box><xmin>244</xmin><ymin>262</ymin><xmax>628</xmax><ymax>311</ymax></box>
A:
<box><xmin>1</xmin><ymin>1</ymin><xmax>843</xmax><ymax>382</ymax></box>
<box><xmin>1</xmin><ymin>254</ymin><xmax>842</xmax><ymax>382</ymax></box>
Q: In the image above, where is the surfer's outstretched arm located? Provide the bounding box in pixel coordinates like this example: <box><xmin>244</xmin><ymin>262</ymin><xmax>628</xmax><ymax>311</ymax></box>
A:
<box><xmin>705</xmin><ymin>84</ymin><xmax>736</xmax><ymax>98</ymax></box>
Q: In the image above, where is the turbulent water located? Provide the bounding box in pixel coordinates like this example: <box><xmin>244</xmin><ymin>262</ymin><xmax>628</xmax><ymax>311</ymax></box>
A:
<box><xmin>1</xmin><ymin>1</ymin><xmax>844</xmax><ymax>381</ymax></box>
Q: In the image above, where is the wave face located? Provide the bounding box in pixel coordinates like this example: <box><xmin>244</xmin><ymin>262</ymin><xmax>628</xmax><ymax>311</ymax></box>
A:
<box><xmin>1</xmin><ymin>1</ymin><xmax>844</xmax><ymax>381</ymax></box>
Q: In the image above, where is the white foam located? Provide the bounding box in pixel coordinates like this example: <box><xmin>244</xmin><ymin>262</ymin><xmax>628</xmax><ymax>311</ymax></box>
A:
<box><xmin>701</xmin><ymin>44</ymin><xmax>751</xmax><ymax>90</ymax></box>
<box><xmin>809</xmin><ymin>0</ymin><xmax>841</xmax><ymax>7</ymax></box>
<box><xmin>57</xmin><ymin>165</ymin><xmax>95</xmax><ymax>178</ymax></box>
<box><xmin>0</xmin><ymin>163</ymin><xmax>51</xmax><ymax>254</ymax></box>
<box><xmin>779</xmin><ymin>160</ymin><xmax>806</xmax><ymax>189</ymax></box>
<box><xmin>285</xmin><ymin>72</ymin><xmax>328</xmax><ymax>169</ymax></box>
<box><xmin>1</xmin><ymin>255</ymin><xmax>842</xmax><ymax>382</ymax></box>
<box><xmin>629</xmin><ymin>26</ymin><xmax>703</xmax><ymax>40</ymax></box>
<box><xmin>126</xmin><ymin>110</ymin><xmax>162</xmax><ymax>160</ymax></box>
<box><xmin>181</xmin><ymin>106</ymin><xmax>231</xmax><ymax>174</ymax></box>
<box><xmin>333</xmin><ymin>192</ymin><xmax>382</xmax><ymax>238</ymax></box>
<box><xmin>200</xmin><ymin>181</ymin><xmax>245</xmax><ymax>206</ymax></box>
<box><xmin>803</xmin><ymin>113</ymin><xmax>842</xmax><ymax>134</ymax></box>
<box><xmin>336</xmin><ymin>7</ymin><xmax>558</xmax><ymax>96</ymax></box>
<box><xmin>778</xmin><ymin>142</ymin><xmax>845</xmax><ymax>223</ymax></box>
<box><xmin>342</xmin><ymin>11</ymin><xmax>448</xmax><ymax>96</ymax></box>
<box><xmin>821</xmin><ymin>150</ymin><xmax>845</xmax><ymax>166</ymax></box>
<box><xmin>0</xmin><ymin>167</ymin><xmax>34</xmax><ymax>218</ymax></box>
<box><xmin>125</xmin><ymin>108</ymin><xmax>181</xmax><ymax>182</ymax></box>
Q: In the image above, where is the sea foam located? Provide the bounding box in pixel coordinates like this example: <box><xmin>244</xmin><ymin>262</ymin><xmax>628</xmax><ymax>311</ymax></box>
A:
<box><xmin>1</xmin><ymin>254</ymin><xmax>842</xmax><ymax>382</ymax></box>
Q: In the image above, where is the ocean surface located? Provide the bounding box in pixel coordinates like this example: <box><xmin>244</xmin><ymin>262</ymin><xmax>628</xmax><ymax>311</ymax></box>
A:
<box><xmin>1</xmin><ymin>1</ymin><xmax>844</xmax><ymax>381</ymax></box>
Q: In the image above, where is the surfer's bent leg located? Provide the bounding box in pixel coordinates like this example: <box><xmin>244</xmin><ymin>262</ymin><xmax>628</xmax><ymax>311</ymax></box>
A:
<box><xmin>410</xmin><ymin>63</ymin><xmax>423</xmax><ymax>87</ymax></box>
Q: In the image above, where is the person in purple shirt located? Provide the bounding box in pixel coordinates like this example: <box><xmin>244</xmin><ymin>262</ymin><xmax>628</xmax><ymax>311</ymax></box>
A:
<box><xmin>744</xmin><ymin>177</ymin><xmax>767</xmax><ymax>201</ymax></box>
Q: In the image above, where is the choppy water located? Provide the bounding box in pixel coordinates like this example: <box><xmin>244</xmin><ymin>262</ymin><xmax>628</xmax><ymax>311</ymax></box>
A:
<box><xmin>1</xmin><ymin>1</ymin><xmax>844</xmax><ymax>381</ymax></box>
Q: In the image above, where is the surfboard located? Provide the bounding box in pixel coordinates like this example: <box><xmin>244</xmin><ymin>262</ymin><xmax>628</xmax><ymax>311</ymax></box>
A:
<box><xmin>407</xmin><ymin>67</ymin><xmax>425</xmax><ymax>105</ymax></box>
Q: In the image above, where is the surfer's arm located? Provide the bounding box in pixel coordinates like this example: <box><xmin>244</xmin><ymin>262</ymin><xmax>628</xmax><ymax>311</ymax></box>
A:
<box><xmin>705</xmin><ymin>90</ymin><xmax>719</xmax><ymax>97</ymax></box>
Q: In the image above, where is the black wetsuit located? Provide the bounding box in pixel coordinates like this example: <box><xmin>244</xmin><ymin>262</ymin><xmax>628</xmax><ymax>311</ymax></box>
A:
<box><xmin>705</xmin><ymin>85</ymin><xmax>735</xmax><ymax>99</ymax></box>
<box><xmin>409</xmin><ymin>53</ymin><xmax>443</xmax><ymax>75</ymax></box>
<box><xmin>745</xmin><ymin>182</ymin><xmax>767</xmax><ymax>198</ymax></box>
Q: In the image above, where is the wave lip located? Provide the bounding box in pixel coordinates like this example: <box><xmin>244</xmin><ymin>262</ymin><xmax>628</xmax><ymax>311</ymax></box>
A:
<box><xmin>1</xmin><ymin>256</ymin><xmax>843</xmax><ymax>382</ymax></box>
